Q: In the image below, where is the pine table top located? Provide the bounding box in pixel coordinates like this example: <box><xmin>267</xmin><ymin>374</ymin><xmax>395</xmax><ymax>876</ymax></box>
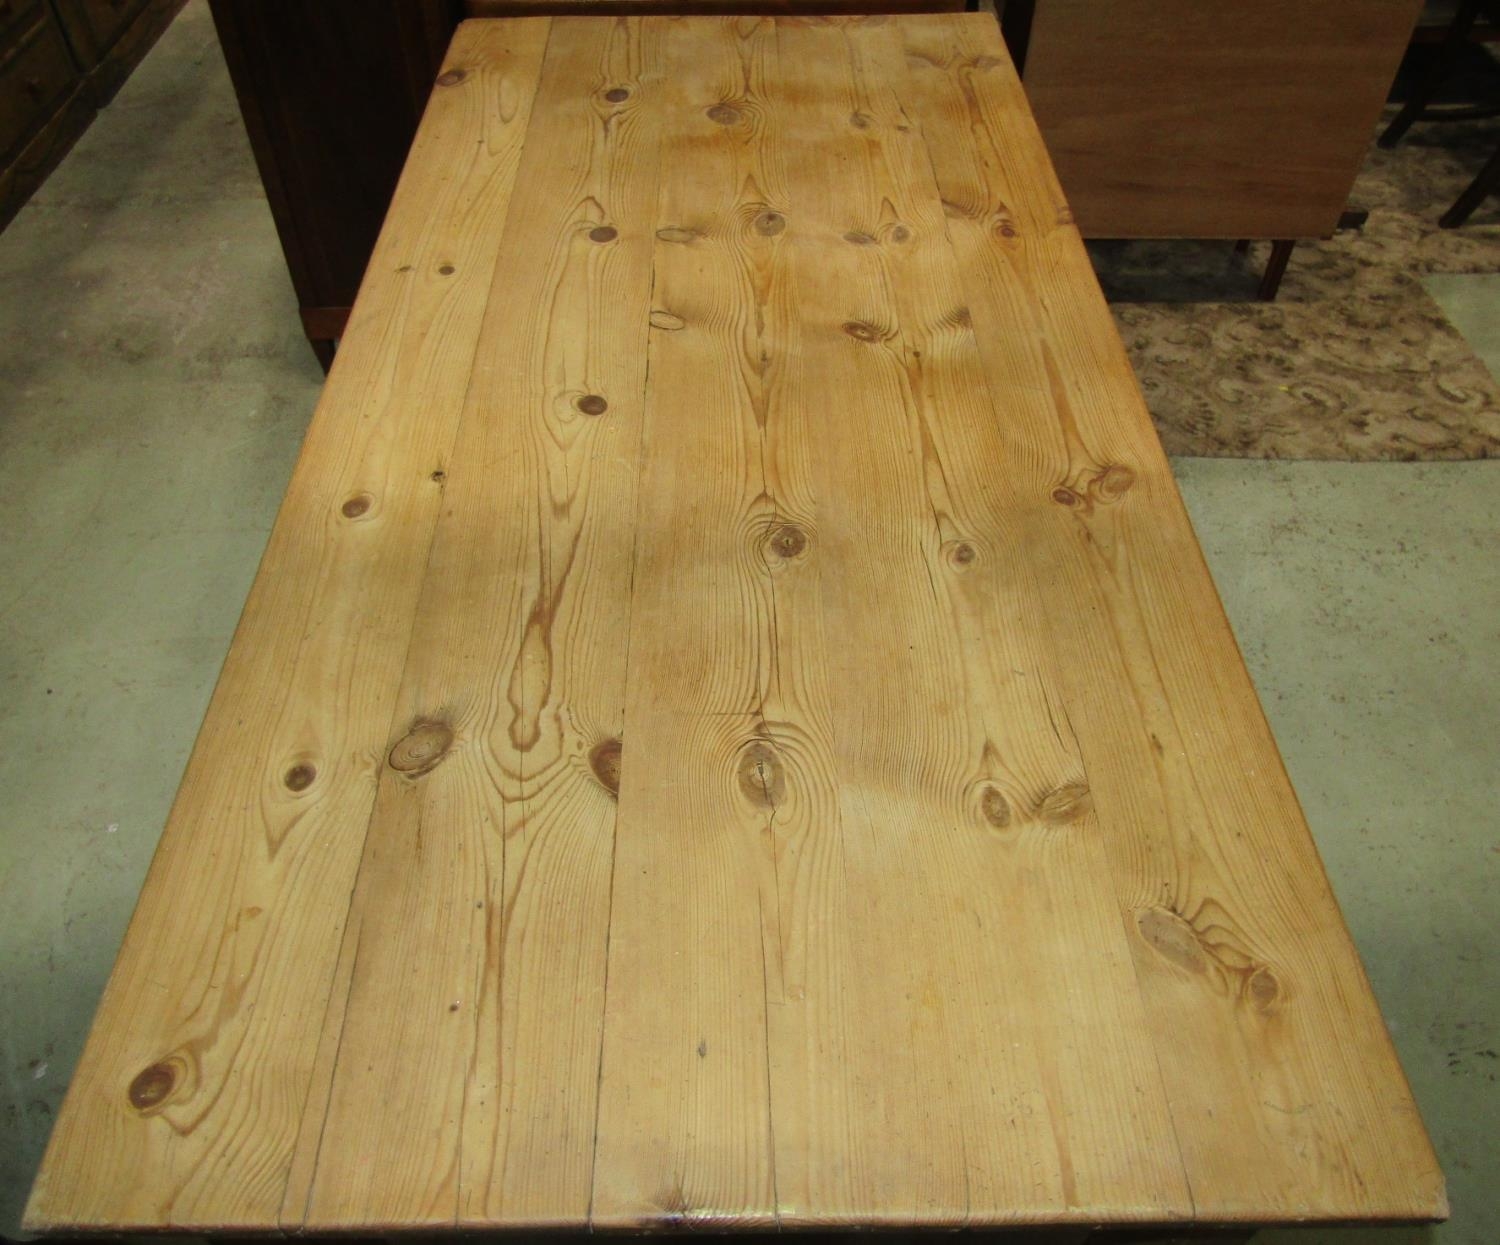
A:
<box><xmin>26</xmin><ymin>13</ymin><xmax>1445</xmax><ymax>1234</ymax></box>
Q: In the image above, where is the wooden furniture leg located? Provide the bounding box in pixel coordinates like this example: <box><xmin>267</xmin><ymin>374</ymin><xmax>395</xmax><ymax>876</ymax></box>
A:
<box><xmin>1258</xmin><ymin>239</ymin><xmax>1295</xmax><ymax>300</ymax></box>
<box><xmin>1441</xmin><ymin>137</ymin><xmax>1500</xmax><ymax>226</ymax></box>
<box><xmin>1380</xmin><ymin>0</ymin><xmax>1485</xmax><ymax>148</ymax></box>
<box><xmin>300</xmin><ymin>304</ymin><xmax>351</xmax><ymax>374</ymax></box>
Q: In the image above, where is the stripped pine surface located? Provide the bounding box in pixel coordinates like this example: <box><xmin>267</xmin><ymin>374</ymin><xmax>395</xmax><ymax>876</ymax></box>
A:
<box><xmin>26</xmin><ymin>13</ymin><xmax>1445</xmax><ymax>1234</ymax></box>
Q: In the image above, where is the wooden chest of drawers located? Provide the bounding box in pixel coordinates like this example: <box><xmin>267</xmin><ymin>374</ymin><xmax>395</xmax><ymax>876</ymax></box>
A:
<box><xmin>0</xmin><ymin>0</ymin><xmax>183</xmax><ymax>230</ymax></box>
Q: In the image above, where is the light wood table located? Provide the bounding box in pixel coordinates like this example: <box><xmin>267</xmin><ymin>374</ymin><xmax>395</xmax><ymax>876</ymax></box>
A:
<box><xmin>26</xmin><ymin>14</ymin><xmax>1445</xmax><ymax>1237</ymax></box>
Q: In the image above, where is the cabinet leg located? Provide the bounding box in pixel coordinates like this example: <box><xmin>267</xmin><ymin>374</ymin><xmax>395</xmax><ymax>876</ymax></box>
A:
<box><xmin>1258</xmin><ymin>240</ymin><xmax>1295</xmax><ymax>301</ymax></box>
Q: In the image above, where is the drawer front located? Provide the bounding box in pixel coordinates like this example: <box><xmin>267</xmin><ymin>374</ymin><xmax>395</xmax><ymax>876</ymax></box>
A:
<box><xmin>0</xmin><ymin>0</ymin><xmax>46</xmax><ymax>47</ymax></box>
<box><xmin>53</xmin><ymin>0</ymin><xmax>144</xmax><ymax>60</ymax></box>
<box><xmin>0</xmin><ymin>12</ymin><xmax>78</xmax><ymax>160</ymax></box>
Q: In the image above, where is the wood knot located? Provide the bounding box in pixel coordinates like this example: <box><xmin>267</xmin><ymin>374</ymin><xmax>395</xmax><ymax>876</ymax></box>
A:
<box><xmin>842</xmin><ymin>320</ymin><xmax>882</xmax><ymax>342</ymax></box>
<box><xmin>604</xmin><ymin>86</ymin><xmax>630</xmax><ymax>103</ymax></box>
<box><xmin>767</xmin><ymin>523</ymin><xmax>807</xmax><ymax>560</ymax></box>
<box><xmin>1093</xmin><ymin>463</ymin><xmax>1136</xmax><ymax>502</ymax></box>
<box><xmin>388</xmin><ymin>719</ymin><xmax>455</xmax><ymax>777</ymax></box>
<box><xmin>753</xmin><ymin>210</ymin><xmax>786</xmax><ymax>237</ymax></box>
<box><xmin>944</xmin><ymin>539</ymin><xmax>977</xmax><ymax>569</ymax></box>
<box><xmin>1051</xmin><ymin>486</ymin><xmax>1080</xmax><ymax>507</ymax></box>
<box><xmin>589</xmin><ymin>738</ymin><xmax>622</xmax><ymax>797</ymax></box>
<box><xmin>656</xmin><ymin>226</ymin><xmax>697</xmax><ymax>243</ymax></box>
<box><xmin>980</xmin><ymin>785</ymin><xmax>1011</xmax><ymax>828</ymax></box>
<box><xmin>589</xmin><ymin>225</ymin><xmax>617</xmax><ymax>243</ymax></box>
<box><xmin>1136</xmin><ymin>907</ymin><xmax>1208</xmax><ymax>975</ymax></box>
<box><xmin>1246</xmin><ymin>966</ymin><xmax>1282</xmax><ymax>1012</ymax></box>
<box><xmin>431</xmin><ymin>469</ymin><xmax>446</xmax><ymax>483</ymax></box>
<box><xmin>128</xmin><ymin>1060</ymin><xmax>179</xmax><ymax>1112</ymax></box>
<box><xmin>436</xmin><ymin>68</ymin><xmax>466</xmax><ymax>87</ymax></box>
<box><xmin>1036</xmin><ymin>780</ymin><xmax>1091</xmax><ymax>825</ymax></box>
<box><xmin>706</xmin><ymin>103</ymin><xmax>741</xmax><ymax>125</ymax></box>
<box><xmin>576</xmin><ymin>394</ymin><xmax>608</xmax><ymax>416</ymax></box>
<box><xmin>890</xmin><ymin>224</ymin><xmax>912</xmax><ymax>243</ymax></box>
<box><xmin>849</xmin><ymin>111</ymin><xmax>872</xmax><ymax>129</ymax></box>
<box><xmin>843</xmin><ymin>230</ymin><xmax>877</xmax><ymax>246</ymax></box>
<box><xmin>649</xmin><ymin>309</ymin><xmax>685</xmax><ymax>331</ymax></box>
<box><xmin>993</xmin><ymin>217</ymin><xmax>1018</xmax><ymax>240</ymax></box>
<box><xmin>341</xmin><ymin>493</ymin><xmax>372</xmax><ymax>519</ymax></box>
<box><xmin>283</xmin><ymin>762</ymin><xmax>316</xmax><ymax>793</ymax></box>
<box><xmin>737</xmin><ymin>740</ymin><xmax>785</xmax><ymax>809</ymax></box>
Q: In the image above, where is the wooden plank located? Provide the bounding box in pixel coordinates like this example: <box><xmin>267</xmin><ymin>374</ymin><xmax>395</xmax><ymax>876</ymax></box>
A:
<box><xmin>588</xmin><ymin>16</ymin><xmax>783</xmax><ymax>1228</ymax></box>
<box><xmin>296</xmin><ymin>17</ymin><xmax>669</xmax><ymax>1230</ymax></box>
<box><xmin>1016</xmin><ymin>0</ymin><xmax>1421</xmax><ymax>238</ymax></box>
<box><xmin>894</xmin><ymin>12</ymin><xmax>1447</xmax><ymax>1222</ymax></box>
<box><xmin>761</xmin><ymin>15</ymin><xmax>1188</xmax><ymax>1224</ymax></box>
<box><xmin>21</xmin><ymin>20</ymin><xmax>551</xmax><ymax>1232</ymax></box>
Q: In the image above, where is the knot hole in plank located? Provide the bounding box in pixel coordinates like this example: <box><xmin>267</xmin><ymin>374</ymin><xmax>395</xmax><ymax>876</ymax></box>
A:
<box><xmin>388</xmin><ymin>718</ymin><xmax>455</xmax><ymax>778</ymax></box>
<box><xmin>765</xmin><ymin>522</ymin><xmax>808</xmax><ymax>563</ymax></box>
<box><xmin>1135</xmin><ymin>907</ymin><xmax>1209</xmax><ymax>975</ymax></box>
<box><xmin>979</xmin><ymin>784</ymin><xmax>1011</xmax><ymax>829</ymax></box>
<box><xmin>943</xmin><ymin>538</ymin><xmax>978</xmax><ymax>570</ymax></box>
<box><xmin>737</xmin><ymin>739</ymin><xmax>785</xmax><ymax>810</ymax></box>
<box><xmin>589</xmin><ymin>737</ymin><xmax>622</xmax><ymax>798</ymax></box>
<box><xmin>127</xmin><ymin>1053</ymin><xmax>190</xmax><ymax>1115</ymax></box>
<box><xmin>842</xmin><ymin>320</ymin><xmax>886</xmax><ymax>343</ymax></box>
<box><xmin>341</xmin><ymin>492</ymin><xmax>373</xmax><ymax>519</ymax></box>
<box><xmin>751</xmin><ymin>209</ymin><xmax>786</xmax><ymax>237</ymax></box>
<box><xmin>1035</xmin><ymin>780</ymin><xmax>1092</xmax><ymax>825</ymax></box>
<box><xmin>283</xmin><ymin>761</ymin><xmax>317</xmax><ymax>793</ymax></box>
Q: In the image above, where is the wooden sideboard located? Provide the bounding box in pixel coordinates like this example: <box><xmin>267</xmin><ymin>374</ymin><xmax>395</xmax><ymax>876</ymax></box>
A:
<box><xmin>1002</xmin><ymin>0</ymin><xmax>1423</xmax><ymax>240</ymax></box>
<box><xmin>0</xmin><ymin>0</ymin><xmax>183</xmax><ymax>230</ymax></box>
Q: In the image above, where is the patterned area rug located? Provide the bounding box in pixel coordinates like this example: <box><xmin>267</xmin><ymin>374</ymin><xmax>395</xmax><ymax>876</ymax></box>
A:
<box><xmin>1092</xmin><ymin>115</ymin><xmax>1500</xmax><ymax>459</ymax></box>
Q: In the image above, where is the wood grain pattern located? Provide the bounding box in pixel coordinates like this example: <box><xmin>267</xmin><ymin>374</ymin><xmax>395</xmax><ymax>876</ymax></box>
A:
<box><xmin>1015</xmin><ymin>0</ymin><xmax>1422</xmax><ymax>239</ymax></box>
<box><xmin>27</xmin><ymin>13</ymin><xmax>1445</xmax><ymax>1234</ymax></box>
<box><xmin>21</xmin><ymin>19</ymin><xmax>550</xmax><ymax>1231</ymax></box>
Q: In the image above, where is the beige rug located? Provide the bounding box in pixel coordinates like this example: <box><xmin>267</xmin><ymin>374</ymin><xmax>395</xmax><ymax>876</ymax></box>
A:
<box><xmin>1092</xmin><ymin>114</ymin><xmax>1500</xmax><ymax>459</ymax></box>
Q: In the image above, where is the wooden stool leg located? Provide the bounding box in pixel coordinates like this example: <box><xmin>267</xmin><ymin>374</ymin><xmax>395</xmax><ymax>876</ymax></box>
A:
<box><xmin>1257</xmin><ymin>240</ymin><xmax>1295</xmax><ymax>301</ymax></box>
<box><xmin>1440</xmin><ymin>140</ymin><xmax>1500</xmax><ymax>227</ymax></box>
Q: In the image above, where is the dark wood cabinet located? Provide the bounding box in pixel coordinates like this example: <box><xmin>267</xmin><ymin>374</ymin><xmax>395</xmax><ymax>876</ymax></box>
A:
<box><xmin>0</xmin><ymin>0</ymin><xmax>181</xmax><ymax>230</ymax></box>
<box><xmin>208</xmin><ymin>0</ymin><xmax>461</xmax><ymax>370</ymax></box>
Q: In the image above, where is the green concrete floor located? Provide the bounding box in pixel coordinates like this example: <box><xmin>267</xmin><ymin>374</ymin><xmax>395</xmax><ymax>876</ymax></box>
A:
<box><xmin>1</xmin><ymin>5</ymin><xmax>1496</xmax><ymax>1242</ymax></box>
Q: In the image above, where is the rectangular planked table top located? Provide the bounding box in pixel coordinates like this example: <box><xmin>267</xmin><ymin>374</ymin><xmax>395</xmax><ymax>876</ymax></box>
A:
<box><xmin>27</xmin><ymin>13</ymin><xmax>1445</xmax><ymax>1235</ymax></box>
